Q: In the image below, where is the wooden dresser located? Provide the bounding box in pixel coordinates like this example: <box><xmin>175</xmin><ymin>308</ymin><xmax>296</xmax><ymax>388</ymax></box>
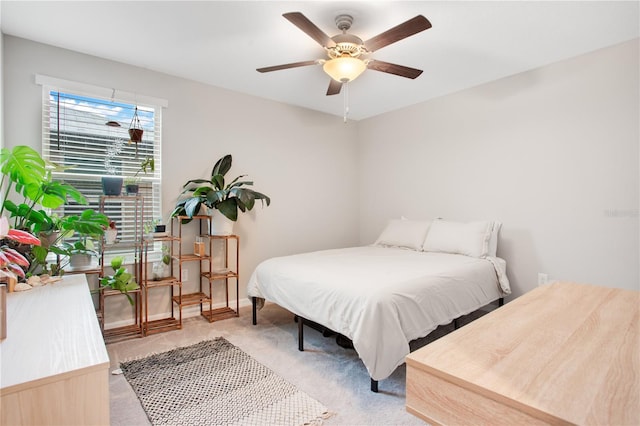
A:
<box><xmin>0</xmin><ymin>274</ymin><xmax>110</xmax><ymax>425</ymax></box>
<box><xmin>406</xmin><ymin>281</ymin><xmax>639</xmax><ymax>425</ymax></box>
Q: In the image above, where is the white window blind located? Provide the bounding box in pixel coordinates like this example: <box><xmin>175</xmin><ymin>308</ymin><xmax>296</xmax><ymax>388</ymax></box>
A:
<box><xmin>40</xmin><ymin>85</ymin><xmax>163</xmax><ymax>253</ymax></box>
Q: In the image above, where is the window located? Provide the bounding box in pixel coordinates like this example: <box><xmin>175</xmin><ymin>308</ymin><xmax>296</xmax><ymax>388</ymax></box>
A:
<box><xmin>38</xmin><ymin>77</ymin><xmax>165</xmax><ymax>257</ymax></box>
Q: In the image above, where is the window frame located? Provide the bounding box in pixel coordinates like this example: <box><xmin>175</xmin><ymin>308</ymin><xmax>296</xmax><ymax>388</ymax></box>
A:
<box><xmin>37</xmin><ymin>75</ymin><xmax>167</xmax><ymax>263</ymax></box>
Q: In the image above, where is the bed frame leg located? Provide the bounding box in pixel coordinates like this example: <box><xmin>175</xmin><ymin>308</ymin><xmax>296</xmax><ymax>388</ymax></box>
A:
<box><xmin>252</xmin><ymin>297</ymin><xmax>257</xmax><ymax>325</ymax></box>
<box><xmin>498</xmin><ymin>297</ymin><xmax>504</xmax><ymax>307</ymax></box>
<box><xmin>298</xmin><ymin>317</ymin><xmax>304</xmax><ymax>351</ymax></box>
<box><xmin>371</xmin><ymin>378</ymin><xmax>378</xmax><ymax>393</ymax></box>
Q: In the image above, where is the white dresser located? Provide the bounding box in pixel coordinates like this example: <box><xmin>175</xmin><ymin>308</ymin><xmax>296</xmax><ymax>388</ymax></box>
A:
<box><xmin>0</xmin><ymin>274</ymin><xmax>110</xmax><ymax>425</ymax></box>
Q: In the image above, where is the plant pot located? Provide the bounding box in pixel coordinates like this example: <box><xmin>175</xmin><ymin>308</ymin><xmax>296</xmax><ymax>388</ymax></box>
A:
<box><xmin>101</xmin><ymin>176</ymin><xmax>123</xmax><ymax>196</ymax></box>
<box><xmin>38</xmin><ymin>230</ymin><xmax>60</xmax><ymax>248</ymax></box>
<box><xmin>152</xmin><ymin>261</ymin><xmax>171</xmax><ymax>280</ymax></box>
<box><xmin>69</xmin><ymin>253</ymin><xmax>93</xmax><ymax>269</ymax></box>
<box><xmin>128</xmin><ymin>128</ymin><xmax>144</xmax><ymax>143</ymax></box>
<box><xmin>210</xmin><ymin>209</ymin><xmax>235</xmax><ymax>236</ymax></box>
<box><xmin>104</xmin><ymin>229</ymin><xmax>118</xmax><ymax>245</ymax></box>
<box><xmin>154</xmin><ymin>225</ymin><xmax>166</xmax><ymax>233</ymax></box>
<box><xmin>125</xmin><ymin>184</ymin><xmax>139</xmax><ymax>195</ymax></box>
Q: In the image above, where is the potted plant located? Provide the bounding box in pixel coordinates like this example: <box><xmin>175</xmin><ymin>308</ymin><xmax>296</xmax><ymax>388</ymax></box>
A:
<box><xmin>125</xmin><ymin>156</ymin><xmax>154</xmax><ymax>195</ymax></box>
<box><xmin>104</xmin><ymin>220</ymin><xmax>118</xmax><ymax>245</ymax></box>
<box><xmin>31</xmin><ymin>209</ymin><xmax>109</xmax><ymax>275</ymax></box>
<box><xmin>152</xmin><ymin>244</ymin><xmax>172</xmax><ymax>280</ymax></box>
<box><xmin>100</xmin><ymin>256</ymin><xmax>139</xmax><ymax>305</ymax></box>
<box><xmin>0</xmin><ymin>145</ymin><xmax>108</xmax><ymax>276</ymax></box>
<box><xmin>153</xmin><ymin>218</ymin><xmax>166</xmax><ymax>233</ymax></box>
<box><xmin>128</xmin><ymin>107</ymin><xmax>144</xmax><ymax>143</ymax></box>
<box><xmin>171</xmin><ymin>154</ymin><xmax>270</xmax><ymax>235</ymax></box>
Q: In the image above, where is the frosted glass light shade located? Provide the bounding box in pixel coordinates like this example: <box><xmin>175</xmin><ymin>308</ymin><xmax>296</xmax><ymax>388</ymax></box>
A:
<box><xmin>323</xmin><ymin>57</ymin><xmax>366</xmax><ymax>82</ymax></box>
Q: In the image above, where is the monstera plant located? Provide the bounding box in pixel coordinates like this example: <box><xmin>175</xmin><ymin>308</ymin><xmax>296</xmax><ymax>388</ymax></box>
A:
<box><xmin>0</xmin><ymin>145</ymin><xmax>109</xmax><ymax>276</ymax></box>
<box><xmin>171</xmin><ymin>154</ymin><xmax>270</xmax><ymax>224</ymax></box>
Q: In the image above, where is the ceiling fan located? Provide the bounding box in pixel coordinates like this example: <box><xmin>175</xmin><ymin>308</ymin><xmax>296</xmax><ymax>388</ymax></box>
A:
<box><xmin>257</xmin><ymin>12</ymin><xmax>432</xmax><ymax>96</ymax></box>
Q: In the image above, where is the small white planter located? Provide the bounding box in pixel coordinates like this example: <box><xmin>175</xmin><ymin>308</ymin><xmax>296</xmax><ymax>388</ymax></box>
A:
<box><xmin>69</xmin><ymin>254</ymin><xmax>93</xmax><ymax>269</ymax></box>
<box><xmin>104</xmin><ymin>229</ymin><xmax>118</xmax><ymax>245</ymax></box>
<box><xmin>210</xmin><ymin>209</ymin><xmax>235</xmax><ymax>236</ymax></box>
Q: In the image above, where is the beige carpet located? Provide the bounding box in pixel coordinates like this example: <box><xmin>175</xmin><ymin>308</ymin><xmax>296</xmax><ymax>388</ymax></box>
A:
<box><xmin>108</xmin><ymin>302</ymin><xmax>491</xmax><ymax>425</ymax></box>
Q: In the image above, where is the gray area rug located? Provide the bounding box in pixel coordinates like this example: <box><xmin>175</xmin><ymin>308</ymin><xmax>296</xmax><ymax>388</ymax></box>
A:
<box><xmin>120</xmin><ymin>337</ymin><xmax>331</xmax><ymax>425</ymax></box>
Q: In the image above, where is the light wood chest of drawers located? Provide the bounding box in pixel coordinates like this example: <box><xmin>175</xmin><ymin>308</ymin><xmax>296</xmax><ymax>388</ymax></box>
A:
<box><xmin>1</xmin><ymin>274</ymin><xmax>110</xmax><ymax>425</ymax></box>
<box><xmin>406</xmin><ymin>281</ymin><xmax>639</xmax><ymax>425</ymax></box>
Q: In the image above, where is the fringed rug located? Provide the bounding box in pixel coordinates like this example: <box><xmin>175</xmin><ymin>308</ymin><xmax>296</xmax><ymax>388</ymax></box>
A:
<box><xmin>120</xmin><ymin>338</ymin><xmax>331</xmax><ymax>426</ymax></box>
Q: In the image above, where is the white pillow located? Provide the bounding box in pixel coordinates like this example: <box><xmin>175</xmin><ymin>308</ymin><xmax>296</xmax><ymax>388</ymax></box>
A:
<box><xmin>487</xmin><ymin>221</ymin><xmax>502</xmax><ymax>257</ymax></box>
<box><xmin>374</xmin><ymin>219</ymin><xmax>431</xmax><ymax>251</ymax></box>
<box><xmin>423</xmin><ymin>220</ymin><xmax>494</xmax><ymax>258</ymax></box>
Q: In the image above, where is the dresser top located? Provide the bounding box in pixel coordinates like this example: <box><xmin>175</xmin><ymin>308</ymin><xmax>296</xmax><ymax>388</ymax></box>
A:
<box><xmin>1</xmin><ymin>274</ymin><xmax>109</xmax><ymax>391</ymax></box>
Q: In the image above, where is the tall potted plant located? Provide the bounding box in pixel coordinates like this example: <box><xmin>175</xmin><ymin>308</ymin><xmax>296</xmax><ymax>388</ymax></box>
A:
<box><xmin>171</xmin><ymin>154</ymin><xmax>270</xmax><ymax>235</ymax></box>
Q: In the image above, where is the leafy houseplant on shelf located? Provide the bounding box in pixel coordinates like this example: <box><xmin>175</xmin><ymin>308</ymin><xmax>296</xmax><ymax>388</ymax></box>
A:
<box><xmin>152</xmin><ymin>244</ymin><xmax>172</xmax><ymax>280</ymax></box>
<box><xmin>0</xmin><ymin>145</ymin><xmax>108</xmax><ymax>277</ymax></box>
<box><xmin>125</xmin><ymin>156</ymin><xmax>154</xmax><ymax>195</ymax></box>
<box><xmin>171</xmin><ymin>154</ymin><xmax>270</xmax><ymax>235</ymax></box>
<box><xmin>100</xmin><ymin>256</ymin><xmax>139</xmax><ymax>305</ymax></box>
<box><xmin>34</xmin><ymin>210</ymin><xmax>108</xmax><ymax>274</ymax></box>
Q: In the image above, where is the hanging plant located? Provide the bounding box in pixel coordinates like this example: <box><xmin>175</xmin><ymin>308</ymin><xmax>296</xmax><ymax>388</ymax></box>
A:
<box><xmin>128</xmin><ymin>106</ymin><xmax>144</xmax><ymax>157</ymax></box>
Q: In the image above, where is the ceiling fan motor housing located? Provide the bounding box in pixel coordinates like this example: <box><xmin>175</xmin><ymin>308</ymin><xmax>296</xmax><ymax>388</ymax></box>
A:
<box><xmin>328</xmin><ymin>14</ymin><xmax>367</xmax><ymax>59</ymax></box>
<box><xmin>329</xmin><ymin>34</ymin><xmax>366</xmax><ymax>58</ymax></box>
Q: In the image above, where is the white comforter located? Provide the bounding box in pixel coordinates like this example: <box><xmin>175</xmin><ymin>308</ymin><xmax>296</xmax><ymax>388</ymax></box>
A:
<box><xmin>247</xmin><ymin>246</ymin><xmax>509</xmax><ymax>381</ymax></box>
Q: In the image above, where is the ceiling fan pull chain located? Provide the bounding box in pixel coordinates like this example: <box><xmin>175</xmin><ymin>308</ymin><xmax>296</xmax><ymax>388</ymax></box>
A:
<box><xmin>343</xmin><ymin>82</ymin><xmax>349</xmax><ymax>123</ymax></box>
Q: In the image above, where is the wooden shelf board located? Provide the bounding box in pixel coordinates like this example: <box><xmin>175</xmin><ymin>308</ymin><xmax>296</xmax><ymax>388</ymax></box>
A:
<box><xmin>201</xmin><ymin>306</ymin><xmax>238</xmax><ymax>322</ymax></box>
<box><xmin>144</xmin><ymin>277</ymin><xmax>180</xmax><ymax>288</ymax></box>
<box><xmin>101</xmin><ymin>287</ymin><xmax>141</xmax><ymax>297</ymax></box>
<box><xmin>178</xmin><ymin>254</ymin><xmax>211</xmax><ymax>262</ymax></box>
<box><xmin>173</xmin><ymin>292</ymin><xmax>211</xmax><ymax>307</ymax></box>
<box><xmin>103</xmin><ymin>324</ymin><xmax>143</xmax><ymax>343</ymax></box>
<box><xmin>143</xmin><ymin>318</ymin><xmax>181</xmax><ymax>335</ymax></box>
<box><xmin>201</xmin><ymin>272</ymin><xmax>239</xmax><ymax>280</ymax></box>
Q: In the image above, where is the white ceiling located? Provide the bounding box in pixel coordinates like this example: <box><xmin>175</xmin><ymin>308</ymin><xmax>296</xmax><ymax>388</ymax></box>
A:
<box><xmin>1</xmin><ymin>1</ymin><xmax>638</xmax><ymax>120</ymax></box>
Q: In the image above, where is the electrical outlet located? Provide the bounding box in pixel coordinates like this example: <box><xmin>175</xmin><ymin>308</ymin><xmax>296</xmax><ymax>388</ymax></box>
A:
<box><xmin>181</xmin><ymin>269</ymin><xmax>189</xmax><ymax>282</ymax></box>
<box><xmin>537</xmin><ymin>273</ymin><xmax>548</xmax><ymax>286</ymax></box>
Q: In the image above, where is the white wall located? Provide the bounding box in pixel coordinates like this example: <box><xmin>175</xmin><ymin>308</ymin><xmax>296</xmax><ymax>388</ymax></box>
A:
<box><xmin>3</xmin><ymin>34</ymin><xmax>638</xmax><ymax>316</ymax></box>
<box><xmin>2</xmin><ymin>36</ymin><xmax>360</xmax><ymax>319</ymax></box>
<box><xmin>358</xmin><ymin>39</ymin><xmax>639</xmax><ymax>297</ymax></box>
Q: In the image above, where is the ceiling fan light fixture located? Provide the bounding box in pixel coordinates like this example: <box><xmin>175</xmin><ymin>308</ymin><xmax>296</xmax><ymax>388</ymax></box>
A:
<box><xmin>323</xmin><ymin>56</ymin><xmax>366</xmax><ymax>83</ymax></box>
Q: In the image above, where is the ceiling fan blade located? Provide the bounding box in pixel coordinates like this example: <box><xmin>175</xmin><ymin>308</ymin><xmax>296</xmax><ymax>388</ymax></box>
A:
<box><xmin>364</xmin><ymin>15</ymin><xmax>432</xmax><ymax>52</ymax></box>
<box><xmin>326</xmin><ymin>79</ymin><xmax>343</xmax><ymax>96</ymax></box>
<box><xmin>367</xmin><ymin>60</ymin><xmax>423</xmax><ymax>79</ymax></box>
<box><xmin>257</xmin><ymin>60</ymin><xmax>318</xmax><ymax>73</ymax></box>
<box><xmin>283</xmin><ymin>12</ymin><xmax>335</xmax><ymax>48</ymax></box>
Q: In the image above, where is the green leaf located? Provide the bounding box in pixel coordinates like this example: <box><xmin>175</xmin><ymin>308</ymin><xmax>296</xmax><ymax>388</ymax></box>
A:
<box><xmin>217</xmin><ymin>198</ymin><xmax>238</xmax><ymax>221</ymax></box>
<box><xmin>111</xmin><ymin>256</ymin><xmax>124</xmax><ymax>269</ymax></box>
<box><xmin>228</xmin><ymin>182</ymin><xmax>253</xmax><ymax>191</ymax></box>
<box><xmin>212</xmin><ymin>174</ymin><xmax>225</xmax><ymax>190</ymax></box>
<box><xmin>182</xmin><ymin>178</ymin><xmax>211</xmax><ymax>188</ymax></box>
<box><xmin>184</xmin><ymin>197</ymin><xmax>202</xmax><ymax>217</ymax></box>
<box><xmin>211</xmin><ymin>154</ymin><xmax>232</xmax><ymax>177</ymax></box>
<box><xmin>0</xmin><ymin>145</ymin><xmax>46</xmax><ymax>189</ymax></box>
<box><xmin>206</xmin><ymin>190</ymin><xmax>224</xmax><ymax>206</ymax></box>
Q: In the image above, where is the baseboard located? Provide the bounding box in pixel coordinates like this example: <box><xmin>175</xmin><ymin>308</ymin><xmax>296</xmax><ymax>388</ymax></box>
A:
<box><xmin>104</xmin><ymin>297</ymin><xmax>253</xmax><ymax>330</ymax></box>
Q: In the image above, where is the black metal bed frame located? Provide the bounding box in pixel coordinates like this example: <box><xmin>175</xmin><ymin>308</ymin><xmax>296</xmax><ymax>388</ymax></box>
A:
<box><xmin>252</xmin><ymin>296</ymin><xmax>504</xmax><ymax>393</ymax></box>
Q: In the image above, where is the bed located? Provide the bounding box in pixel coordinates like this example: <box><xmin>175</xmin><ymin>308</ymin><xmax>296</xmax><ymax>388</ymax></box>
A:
<box><xmin>248</xmin><ymin>219</ymin><xmax>511</xmax><ymax>391</ymax></box>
